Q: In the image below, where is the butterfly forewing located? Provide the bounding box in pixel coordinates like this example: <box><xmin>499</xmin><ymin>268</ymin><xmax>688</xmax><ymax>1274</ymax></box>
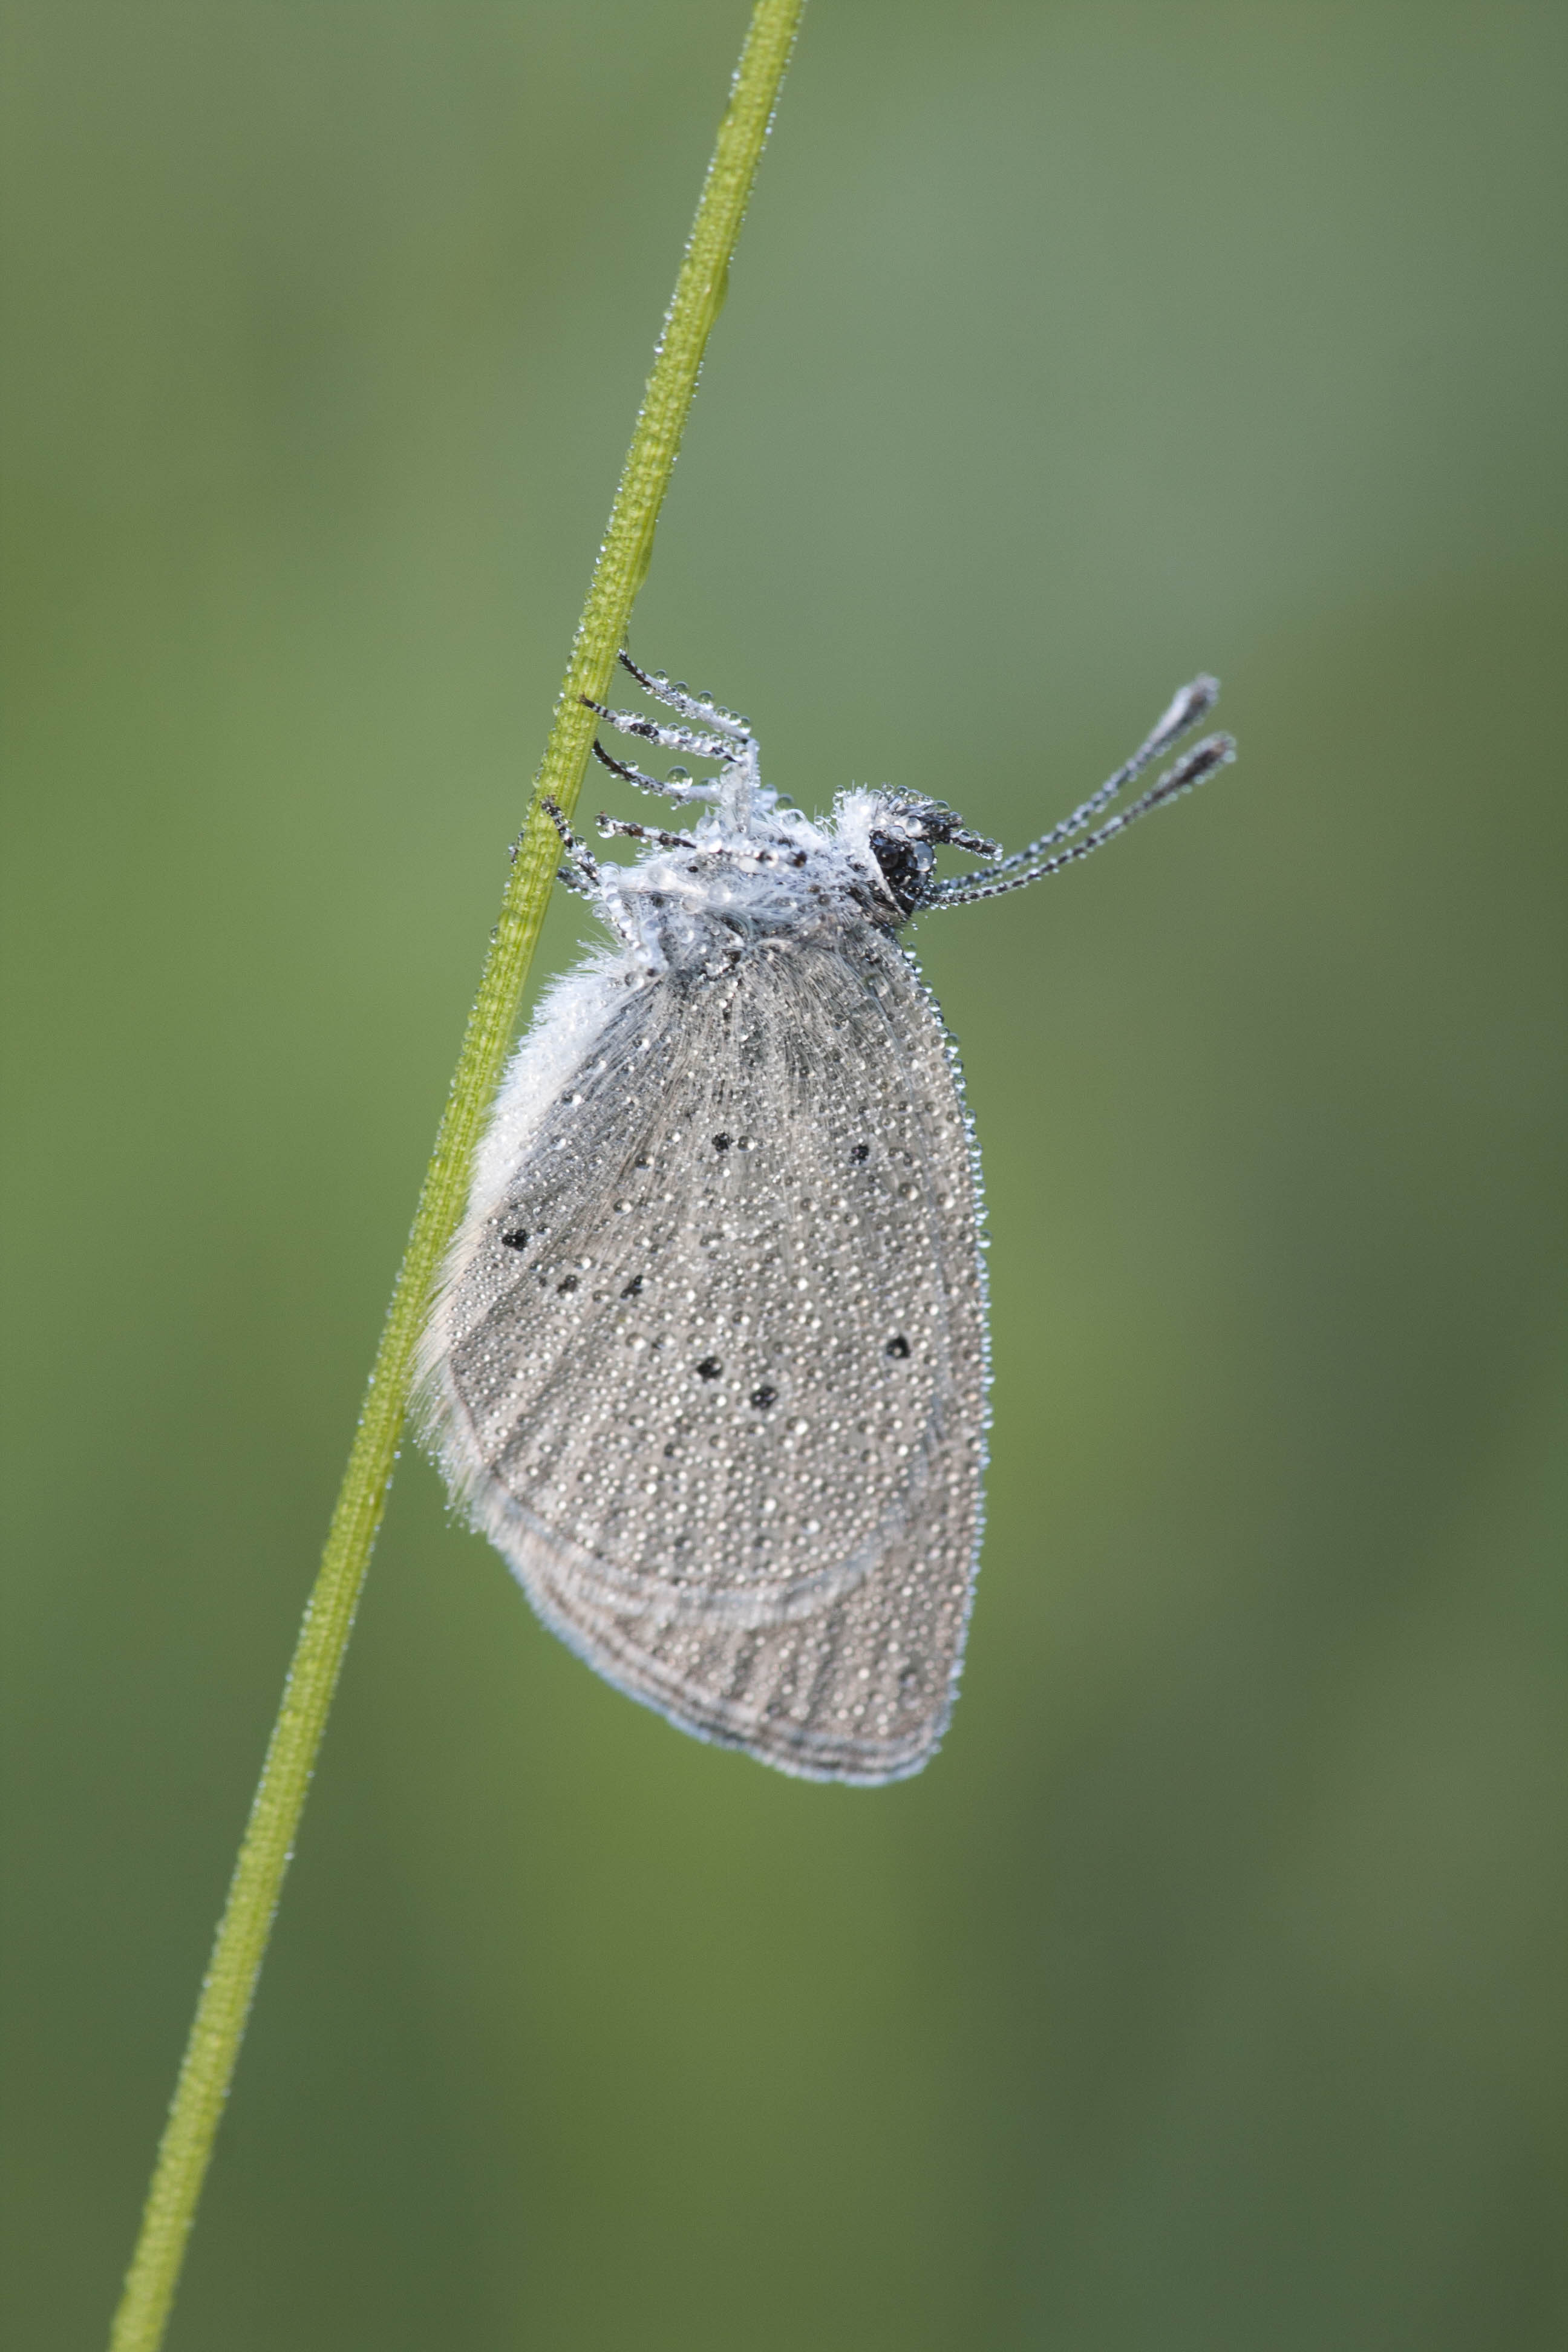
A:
<box><xmin>427</xmin><ymin>926</ymin><xmax>987</xmax><ymax>1780</ymax></box>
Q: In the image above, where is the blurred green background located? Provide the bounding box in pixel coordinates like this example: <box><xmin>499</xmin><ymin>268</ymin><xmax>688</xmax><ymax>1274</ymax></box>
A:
<box><xmin>3</xmin><ymin>3</ymin><xmax>1564</xmax><ymax>2345</ymax></box>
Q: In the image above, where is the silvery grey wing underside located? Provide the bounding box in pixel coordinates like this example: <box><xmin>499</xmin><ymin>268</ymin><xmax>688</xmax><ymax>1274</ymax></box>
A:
<box><xmin>426</xmin><ymin>922</ymin><xmax>988</xmax><ymax>1783</ymax></box>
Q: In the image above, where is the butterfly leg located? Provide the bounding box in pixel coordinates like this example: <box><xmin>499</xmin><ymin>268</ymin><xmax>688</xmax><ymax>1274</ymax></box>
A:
<box><xmin>588</xmin><ymin>735</ymin><xmax>721</xmax><ymax>808</ymax></box>
<box><xmin>539</xmin><ymin>798</ymin><xmax>640</xmax><ymax>945</ymax></box>
<box><xmin>581</xmin><ymin>697</ymin><xmax>740</xmax><ymax>766</ymax></box>
<box><xmin>616</xmin><ymin>648</ymin><xmax>756</xmax><ymax>748</ymax></box>
<box><xmin>596</xmin><ymin>815</ymin><xmax>692</xmax><ymax>849</ymax></box>
<box><xmin>584</xmin><ymin>653</ymin><xmax>768</xmax><ymax>828</ymax></box>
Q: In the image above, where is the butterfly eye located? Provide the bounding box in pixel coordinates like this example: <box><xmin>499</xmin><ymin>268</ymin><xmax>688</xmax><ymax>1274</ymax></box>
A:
<box><xmin>868</xmin><ymin>829</ymin><xmax>934</xmax><ymax>915</ymax></box>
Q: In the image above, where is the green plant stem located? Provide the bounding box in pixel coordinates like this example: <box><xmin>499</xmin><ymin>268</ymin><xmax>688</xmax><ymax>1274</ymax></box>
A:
<box><xmin>108</xmin><ymin>8</ymin><xmax>803</xmax><ymax>2347</ymax></box>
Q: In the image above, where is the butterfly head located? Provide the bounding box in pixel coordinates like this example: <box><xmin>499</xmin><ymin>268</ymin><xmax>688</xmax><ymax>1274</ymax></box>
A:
<box><xmin>850</xmin><ymin>791</ymin><xmax>1000</xmax><ymax>918</ymax></box>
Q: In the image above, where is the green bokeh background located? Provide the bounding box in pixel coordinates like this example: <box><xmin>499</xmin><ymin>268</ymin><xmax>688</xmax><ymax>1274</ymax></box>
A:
<box><xmin>4</xmin><ymin>4</ymin><xmax>1564</xmax><ymax>2345</ymax></box>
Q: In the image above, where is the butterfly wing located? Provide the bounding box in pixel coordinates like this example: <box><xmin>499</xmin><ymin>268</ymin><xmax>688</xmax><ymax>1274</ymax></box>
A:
<box><xmin>422</xmin><ymin>924</ymin><xmax>987</xmax><ymax>1782</ymax></box>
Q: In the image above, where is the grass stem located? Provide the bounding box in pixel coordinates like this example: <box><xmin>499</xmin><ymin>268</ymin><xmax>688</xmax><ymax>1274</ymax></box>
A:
<box><xmin>108</xmin><ymin>8</ymin><xmax>804</xmax><ymax>2344</ymax></box>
